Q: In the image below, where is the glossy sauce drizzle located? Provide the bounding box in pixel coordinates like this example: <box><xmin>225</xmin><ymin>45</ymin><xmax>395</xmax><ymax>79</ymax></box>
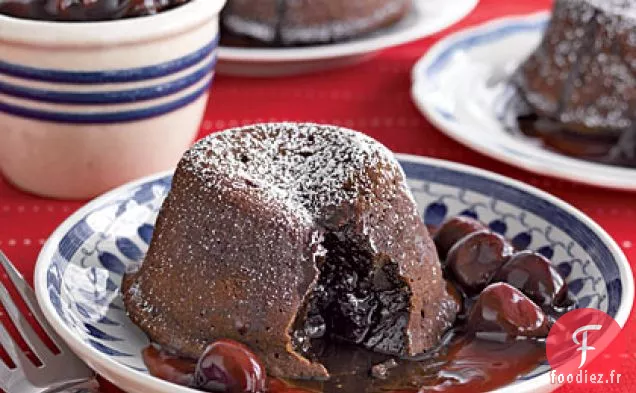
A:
<box><xmin>513</xmin><ymin>114</ymin><xmax>636</xmax><ymax>168</ymax></box>
<box><xmin>143</xmin><ymin>335</ymin><xmax>545</xmax><ymax>393</ymax></box>
<box><xmin>288</xmin><ymin>336</ymin><xmax>545</xmax><ymax>393</ymax></box>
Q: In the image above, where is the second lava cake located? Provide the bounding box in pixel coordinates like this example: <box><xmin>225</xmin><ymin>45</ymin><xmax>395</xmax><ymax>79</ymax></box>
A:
<box><xmin>122</xmin><ymin>123</ymin><xmax>457</xmax><ymax>379</ymax></box>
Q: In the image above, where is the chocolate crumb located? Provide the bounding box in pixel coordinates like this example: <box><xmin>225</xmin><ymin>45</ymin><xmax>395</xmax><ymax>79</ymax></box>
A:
<box><xmin>371</xmin><ymin>359</ymin><xmax>398</xmax><ymax>379</ymax></box>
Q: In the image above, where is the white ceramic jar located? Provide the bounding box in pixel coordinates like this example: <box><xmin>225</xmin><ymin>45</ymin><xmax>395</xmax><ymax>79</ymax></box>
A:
<box><xmin>0</xmin><ymin>0</ymin><xmax>226</xmax><ymax>199</ymax></box>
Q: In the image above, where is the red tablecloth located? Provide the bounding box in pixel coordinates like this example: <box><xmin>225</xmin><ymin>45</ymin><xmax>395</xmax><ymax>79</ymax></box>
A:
<box><xmin>0</xmin><ymin>0</ymin><xmax>634</xmax><ymax>392</ymax></box>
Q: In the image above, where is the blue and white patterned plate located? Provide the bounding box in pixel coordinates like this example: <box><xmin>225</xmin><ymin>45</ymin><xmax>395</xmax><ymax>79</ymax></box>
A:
<box><xmin>34</xmin><ymin>155</ymin><xmax>633</xmax><ymax>393</ymax></box>
<box><xmin>411</xmin><ymin>12</ymin><xmax>636</xmax><ymax>191</ymax></box>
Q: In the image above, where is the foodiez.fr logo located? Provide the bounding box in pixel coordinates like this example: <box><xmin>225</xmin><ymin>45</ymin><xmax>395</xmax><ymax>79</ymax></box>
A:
<box><xmin>546</xmin><ymin>309</ymin><xmax>623</xmax><ymax>385</ymax></box>
<box><xmin>572</xmin><ymin>324</ymin><xmax>601</xmax><ymax>369</ymax></box>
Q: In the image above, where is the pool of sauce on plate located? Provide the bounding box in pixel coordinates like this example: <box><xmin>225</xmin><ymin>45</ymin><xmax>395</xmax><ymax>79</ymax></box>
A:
<box><xmin>0</xmin><ymin>0</ymin><xmax>189</xmax><ymax>21</ymax></box>
<box><xmin>511</xmin><ymin>114</ymin><xmax>636</xmax><ymax>169</ymax></box>
<box><xmin>143</xmin><ymin>333</ymin><xmax>546</xmax><ymax>393</ymax></box>
<box><xmin>284</xmin><ymin>335</ymin><xmax>545</xmax><ymax>393</ymax></box>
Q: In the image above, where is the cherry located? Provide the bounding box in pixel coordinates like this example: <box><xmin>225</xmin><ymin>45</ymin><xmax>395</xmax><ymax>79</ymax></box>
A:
<box><xmin>195</xmin><ymin>339</ymin><xmax>267</xmax><ymax>393</ymax></box>
<box><xmin>467</xmin><ymin>283</ymin><xmax>550</xmax><ymax>341</ymax></box>
<box><xmin>433</xmin><ymin>216</ymin><xmax>486</xmax><ymax>261</ymax></box>
<box><xmin>142</xmin><ymin>346</ymin><xmax>196</xmax><ymax>387</ymax></box>
<box><xmin>492</xmin><ymin>251</ymin><xmax>567</xmax><ymax>307</ymax></box>
<box><xmin>447</xmin><ymin>230</ymin><xmax>513</xmax><ymax>294</ymax></box>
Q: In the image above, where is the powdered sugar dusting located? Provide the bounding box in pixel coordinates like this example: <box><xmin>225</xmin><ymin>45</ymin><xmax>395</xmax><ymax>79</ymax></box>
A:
<box><xmin>222</xmin><ymin>0</ymin><xmax>409</xmax><ymax>44</ymax></box>
<box><xmin>280</xmin><ymin>1</ymin><xmax>407</xmax><ymax>44</ymax></box>
<box><xmin>514</xmin><ymin>0</ymin><xmax>636</xmax><ymax>132</ymax></box>
<box><xmin>123</xmin><ymin>122</ymin><xmax>456</xmax><ymax>372</ymax></box>
<box><xmin>588</xmin><ymin>0</ymin><xmax>636</xmax><ymax>18</ymax></box>
<box><xmin>182</xmin><ymin>123</ymin><xmax>402</xmax><ymax>218</ymax></box>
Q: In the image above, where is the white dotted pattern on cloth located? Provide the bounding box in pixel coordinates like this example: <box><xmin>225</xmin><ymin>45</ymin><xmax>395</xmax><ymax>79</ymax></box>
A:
<box><xmin>207</xmin><ymin>118</ymin><xmax>423</xmax><ymax>132</ymax></box>
<box><xmin>0</xmin><ymin>239</ymin><xmax>46</xmax><ymax>247</ymax></box>
<box><xmin>0</xmin><ymin>204</ymin><xmax>68</xmax><ymax>213</ymax></box>
<box><xmin>223</xmin><ymin>88</ymin><xmax>410</xmax><ymax>101</ymax></box>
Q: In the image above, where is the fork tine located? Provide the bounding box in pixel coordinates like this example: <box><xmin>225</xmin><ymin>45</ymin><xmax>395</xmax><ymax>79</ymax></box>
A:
<box><xmin>0</xmin><ymin>341</ymin><xmax>12</xmax><ymax>386</ymax></box>
<box><xmin>0</xmin><ymin>282</ymin><xmax>53</xmax><ymax>363</ymax></box>
<box><xmin>0</xmin><ymin>322</ymin><xmax>33</xmax><ymax>373</ymax></box>
<box><xmin>0</xmin><ymin>363</ymin><xmax>11</xmax><ymax>392</ymax></box>
<box><xmin>0</xmin><ymin>251</ymin><xmax>62</xmax><ymax>349</ymax></box>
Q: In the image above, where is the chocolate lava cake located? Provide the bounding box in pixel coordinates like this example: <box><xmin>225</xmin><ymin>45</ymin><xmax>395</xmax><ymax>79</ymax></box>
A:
<box><xmin>221</xmin><ymin>0</ymin><xmax>411</xmax><ymax>45</ymax></box>
<box><xmin>122</xmin><ymin>123</ymin><xmax>457</xmax><ymax>379</ymax></box>
<box><xmin>512</xmin><ymin>0</ymin><xmax>636</xmax><ymax>135</ymax></box>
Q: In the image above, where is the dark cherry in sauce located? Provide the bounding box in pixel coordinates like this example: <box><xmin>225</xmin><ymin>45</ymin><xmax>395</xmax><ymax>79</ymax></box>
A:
<box><xmin>196</xmin><ymin>339</ymin><xmax>267</xmax><ymax>393</ymax></box>
<box><xmin>433</xmin><ymin>216</ymin><xmax>486</xmax><ymax>261</ymax></box>
<box><xmin>467</xmin><ymin>282</ymin><xmax>549</xmax><ymax>341</ymax></box>
<box><xmin>142</xmin><ymin>215</ymin><xmax>572</xmax><ymax>393</ymax></box>
<box><xmin>492</xmin><ymin>250</ymin><xmax>568</xmax><ymax>308</ymax></box>
<box><xmin>0</xmin><ymin>0</ymin><xmax>189</xmax><ymax>21</ymax></box>
<box><xmin>144</xmin><ymin>340</ymin><xmax>267</xmax><ymax>393</ymax></box>
<box><xmin>446</xmin><ymin>230</ymin><xmax>514</xmax><ymax>295</ymax></box>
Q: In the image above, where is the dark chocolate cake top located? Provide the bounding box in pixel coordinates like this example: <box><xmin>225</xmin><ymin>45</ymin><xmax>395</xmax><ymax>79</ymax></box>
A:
<box><xmin>222</xmin><ymin>0</ymin><xmax>410</xmax><ymax>45</ymax></box>
<box><xmin>515</xmin><ymin>0</ymin><xmax>636</xmax><ymax>132</ymax></box>
<box><xmin>182</xmin><ymin>123</ymin><xmax>407</xmax><ymax>219</ymax></box>
<box><xmin>123</xmin><ymin>122</ymin><xmax>456</xmax><ymax>377</ymax></box>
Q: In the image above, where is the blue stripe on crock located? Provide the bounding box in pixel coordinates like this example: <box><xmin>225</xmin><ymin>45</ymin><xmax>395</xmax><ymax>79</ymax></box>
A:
<box><xmin>0</xmin><ymin>35</ymin><xmax>218</xmax><ymax>84</ymax></box>
<box><xmin>0</xmin><ymin>77</ymin><xmax>211</xmax><ymax>123</ymax></box>
<box><xmin>0</xmin><ymin>56</ymin><xmax>216</xmax><ymax>105</ymax></box>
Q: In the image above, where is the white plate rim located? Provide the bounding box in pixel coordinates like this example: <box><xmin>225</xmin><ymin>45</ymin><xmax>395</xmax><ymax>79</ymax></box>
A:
<box><xmin>410</xmin><ymin>11</ymin><xmax>636</xmax><ymax>191</ymax></box>
<box><xmin>217</xmin><ymin>0</ymin><xmax>479</xmax><ymax>62</ymax></box>
<box><xmin>34</xmin><ymin>154</ymin><xmax>634</xmax><ymax>393</ymax></box>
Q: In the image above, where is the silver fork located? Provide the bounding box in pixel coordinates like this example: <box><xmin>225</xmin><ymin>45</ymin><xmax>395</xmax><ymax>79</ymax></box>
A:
<box><xmin>0</xmin><ymin>251</ymin><xmax>99</xmax><ymax>393</ymax></box>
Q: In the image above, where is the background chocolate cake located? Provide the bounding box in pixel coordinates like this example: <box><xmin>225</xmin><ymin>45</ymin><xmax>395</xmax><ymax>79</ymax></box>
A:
<box><xmin>512</xmin><ymin>0</ymin><xmax>636</xmax><ymax>135</ymax></box>
<box><xmin>122</xmin><ymin>123</ymin><xmax>457</xmax><ymax>379</ymax></box>
<box><xmin>221</xmin><ymin>0</ymin><xmax>411</xmax><ymax>45</ymax></box>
